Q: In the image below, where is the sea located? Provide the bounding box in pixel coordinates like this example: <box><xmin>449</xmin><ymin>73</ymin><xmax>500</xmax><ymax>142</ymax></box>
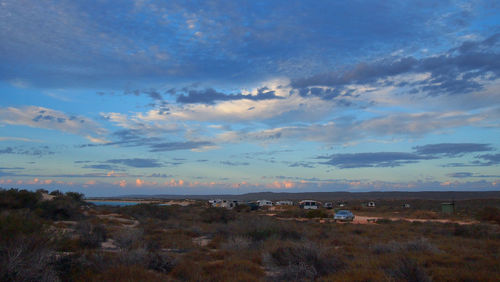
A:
<box><xmin>86</xmin><ymin>200</ymin><xmax>140</xmax><ymax>206</ymax></box>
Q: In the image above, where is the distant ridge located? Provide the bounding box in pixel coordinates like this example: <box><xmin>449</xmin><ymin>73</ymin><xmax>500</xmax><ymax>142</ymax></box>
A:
<box><xmin>89</xmin><ymin>191</ymin><xmax>500</xmax><ymax>201</ymax></box>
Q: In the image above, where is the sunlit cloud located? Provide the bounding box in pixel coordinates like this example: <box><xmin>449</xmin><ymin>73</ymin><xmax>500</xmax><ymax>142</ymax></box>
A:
<box><xmin>0</xmin><ymin>106</ymin><xmax>107</xmax><ymax>143</ymax></box>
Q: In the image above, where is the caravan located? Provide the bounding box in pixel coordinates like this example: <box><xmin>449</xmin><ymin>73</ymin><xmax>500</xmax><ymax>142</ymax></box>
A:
<box><xmin>299</xmin><ymin>200</ymin><xmax>319</xmax><ymax>209</ymax></box>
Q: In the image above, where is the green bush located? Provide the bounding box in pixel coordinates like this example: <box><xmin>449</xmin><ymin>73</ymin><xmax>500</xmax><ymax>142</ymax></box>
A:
<box><xmin>35</xmin><ymin>196</ymin><xmax>84</xmax><ymax>220</ymax></box>
<box><xmin>0</xmin><ymin>211</ymin><xmax>44</xmax><ymax>240</ymax></box>
<box><xmin>0</xmin><ymin>188</ymin><xmax>40</xmax><ymax>210</ymax></box>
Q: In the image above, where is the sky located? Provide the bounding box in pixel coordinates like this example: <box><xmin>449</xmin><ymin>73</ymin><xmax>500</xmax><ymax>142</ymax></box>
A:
<box><xmin>1</xmin><ymin>0</ymin><xmax>499</xmax><ymax>196</ymax></box>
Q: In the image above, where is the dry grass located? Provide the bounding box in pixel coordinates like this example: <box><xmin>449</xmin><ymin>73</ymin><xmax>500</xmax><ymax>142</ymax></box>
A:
<box><xmin>2</xmin><ymin>188</ymin><xmax>500</xmax><ymax>281</ymax></box>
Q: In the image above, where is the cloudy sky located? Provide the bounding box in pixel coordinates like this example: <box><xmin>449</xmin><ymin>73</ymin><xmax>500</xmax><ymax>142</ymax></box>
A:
<box><xmin>1</xmin><ymin>0</ymin><xmax>499</xmax><ymax>196</ymax></box>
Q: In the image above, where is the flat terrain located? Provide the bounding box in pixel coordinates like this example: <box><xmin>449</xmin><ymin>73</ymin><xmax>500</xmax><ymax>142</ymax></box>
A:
<box><xmin>2</xmin><ymin>189</ymin><xmax>500</xmax><ymax>281</ymax></box>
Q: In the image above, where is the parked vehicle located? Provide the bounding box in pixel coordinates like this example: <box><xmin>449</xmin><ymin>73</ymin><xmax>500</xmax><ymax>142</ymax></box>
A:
<box><xmin>333</xmin><ymin>210</ymin><xmax>354</xmax><ymax>222</ymax></box>
<box><xmin>276</xmin><ymin>200</ymin><xmax>294</xmax><ymax>206</ymax></box>
<box><xmin>256</xmin><ymin>200</ymin><xmax>273</xmax><ymax>207</ymax></box>
<box><xmin>299</xmin><ymin>200</ymin><xmax>319</xmax><ymax>209</ymax></box>
<box><xmin>323</xmin><ymin>202</ymin><xmax>333</xmax><ymax>209</ymax></box>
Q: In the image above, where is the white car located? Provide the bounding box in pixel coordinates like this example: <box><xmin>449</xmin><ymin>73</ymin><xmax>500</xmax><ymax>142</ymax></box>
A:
<box><xmin>334</xmin><ymin>210</ymin><xmax>354</xmax><ymax>221</ymax></box>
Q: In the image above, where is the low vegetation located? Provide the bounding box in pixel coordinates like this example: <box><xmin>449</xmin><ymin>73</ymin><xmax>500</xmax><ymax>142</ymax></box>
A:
<box><xmin>1</xmin><ymin>187</ymin><xmax>499</xmax><ymax>281</ymax></box>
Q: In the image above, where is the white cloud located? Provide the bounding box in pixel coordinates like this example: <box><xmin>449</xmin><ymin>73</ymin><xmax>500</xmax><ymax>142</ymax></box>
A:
<box><xmin>216</xmin><ymin>110</ymin><xmax>487</xmax><ymax>145</ymax></box>
<box><xmin>0</xmin><ymin>137</ymin><xmax>40</xmax><ymax>142</ymax></box>
<box><xmin>0</xmin><ymin>106</ymin><xmax>107</xmax><ymax>142</ymax></box>
<box><xmin>104</xmin><ymin>112</ymin><xmax>180</xmax><ymax>133</ymax></box>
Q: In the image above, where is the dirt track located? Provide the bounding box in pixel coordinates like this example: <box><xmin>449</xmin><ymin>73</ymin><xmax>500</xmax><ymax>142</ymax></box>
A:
<box><xmin>273</xmin><ymin>215</ymin><xmax>478</xmax><ymax>225</ymax></box>
<box><xmin>333</xmin><ymin>215</ymin><xmax>478</xmax><ymax>225</ymax></box>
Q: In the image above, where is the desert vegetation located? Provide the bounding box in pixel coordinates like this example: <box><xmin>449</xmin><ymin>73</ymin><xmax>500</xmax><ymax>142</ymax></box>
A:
<box><xmin>1</xmin><ymin>188</ymin><xmax>500</xmax><ymax>281</ymax></box>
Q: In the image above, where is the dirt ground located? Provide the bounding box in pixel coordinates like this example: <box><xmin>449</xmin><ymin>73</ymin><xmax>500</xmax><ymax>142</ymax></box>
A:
<box><xmin>272</xmin><ymin>214</ymin><xmax>478</xmax><ymax>225</ymax></box>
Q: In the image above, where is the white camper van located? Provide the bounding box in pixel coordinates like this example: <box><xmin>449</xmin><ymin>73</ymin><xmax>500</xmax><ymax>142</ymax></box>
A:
<box><xmin>299</xmin><ymin>200</ymin><xmax>319</xmax><ymax>209</ymax></box>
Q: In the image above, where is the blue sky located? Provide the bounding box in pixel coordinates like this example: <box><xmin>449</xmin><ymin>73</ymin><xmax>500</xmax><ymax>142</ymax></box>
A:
<box><xmin>1</xmin><ymin>0</ymin><xmax>499</xmax><ymax>196</ymax></box>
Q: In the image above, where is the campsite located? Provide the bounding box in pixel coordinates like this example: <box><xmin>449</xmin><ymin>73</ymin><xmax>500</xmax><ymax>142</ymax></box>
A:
<box><xmin>2</xmin><ymin>188</ymin><xmax>500</xmax><ymax>281</ymax></box>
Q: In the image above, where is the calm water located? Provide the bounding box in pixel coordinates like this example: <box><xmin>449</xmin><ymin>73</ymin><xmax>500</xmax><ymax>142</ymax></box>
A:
<box><xmin>87</xmin><ymin>200</ymin><xmax>140</xmax><ymax>206</ymax></box>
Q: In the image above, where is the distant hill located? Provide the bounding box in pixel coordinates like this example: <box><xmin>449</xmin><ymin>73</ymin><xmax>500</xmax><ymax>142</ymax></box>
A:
<box><xmin>89</xmin><ymin>191</ymin><xmax>500</xmax><ymax>201</ymax></box>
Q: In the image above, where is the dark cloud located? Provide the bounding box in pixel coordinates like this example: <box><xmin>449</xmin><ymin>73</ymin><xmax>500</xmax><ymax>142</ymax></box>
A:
<box><xmin>318</xmin><ymin>143</ymin><xmax>497</xmax><ymax>169</ymax></box>
<box><xmin>99</xmin><ymin>88</ymin><xmax>164</xmax><ymax>101</ymax></box>
<box><xmin>78</xmin><ymin>129</ymin><xmax>162</xmax><ymax>149</ymax></box>
<box><xmin>79</xmin><ymin>130</ymin><xmax>207</xmax><ymax>153</ymax></box>
<box><xmin>0</xmin><ymin>147</ymin><xmax>14</xmax><ymax>154</ymax></box>
<box><xmin>220</xmin><ymin>161</ymin><xmax>250</xmax><ymax>166</ymax></box>
<box><xmin>149</xmin><ymin>141</ymin><xmax>212</xmax><ymax>152</ymax></box>
<box><xmin>127</xmin><ymin>89</ymin><xmax>163</xmax><ymax>101</ymax></box>
<box><xmin>413</xmin><ymin>143</ymin><xmax>493</xmax><ymax>157</ymax></box>
<box><xmin>288</xmin><ymin>162</ymin><xmax>316</xmax><ymax>168</ymax></box>
<box><xmin>443</xmin><ymin>153</ymin><xmax>500</xmax><ymax>167</ymax></box>
<box><xmin>98</xmin><ymin>89</ymin><xmax>170</xmax><ymax>114</ymax></box>
<box><xmin>82</xmin><ymin>164</ymin><xmax>117</xmax><ymax>170</ymax></box>
<box><xmin>448</xmin><ymin>172</ymin><xmax>500</xmax><ymax>178</ymax></box>
<box><xmin>0</xmin><ymin>167</ymin><xmax>24</xmax><ymax>177</ymax></box>
<box><xmin>40</xmin><ymin>172</ymin><xmax>137</xmax><ymax>178</ymax></box>
<box><xmin>293</xmin><ymin>57</ymin><xmax>418</xmax><ymax>89</ymax></box>
<box><xmin>106</xmin><ymin>158</ymin><xmax>163</xmax><ymax>168</ymax></box>
<box><xmin>149</xmin><ymin>173</ymin><xmax>174</xmax><ymax>178</ymax></box>
<box><xmin>0</xmin><ymin>146</ymin><xmax>55</xmax><ymax>156</ymax></box>
<box><xmin>296</xmin><ymin>87</ymin><xmax>357</xmax><ymax>102</ymax></box>
<box><xmin>174</xmin><ymin>87</ymin><xmax>283</xmax><ymax>104</ymax></box>
<box><xmin>448</xmin><ymin>172</ymin><xmax>474</xmax><ymax>178</ymax></box>
<box><xmin>109</xmin><ymin>129</ymin><xmax>162</xmax><ymax>147</ymax></box>
<box><xmin>292</xmin><ymin>33</ymin><xmax>500</xmax><ymax>97</ymax></box>
<box><xmin>1</xmin><ymin>0</ymin><xmax>494</xmax><ymax>89</ymax></box>
<box><xmin>0</xmin><ymin>170</ymin><xmax>14</xmax><ymax>177</ymax></box>
<box><xmin>442</xmin><ymin>162</ymin><xmax>470</xmax><ymax>168</ymax></box>
<box><xmin>318</xmin><ymin>152</ymin><xmax>433</xmax><ymax>169</ymax></box>
<box><xmin>474</xmin><ymin>153</ymin><xmax>500</xmax><ymax>166</ymax></box>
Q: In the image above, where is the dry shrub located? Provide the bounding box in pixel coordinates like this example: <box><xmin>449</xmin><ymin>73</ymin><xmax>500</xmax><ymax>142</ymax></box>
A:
<box><xmin>201</xmin><ymin>207</ymin><xmax>236</xmax><ymax>224</ymax></box>
<box><xmin>229</xmin><ymin>216</ymin><xmax>301</xmax><ymax>241</ymax></box>
<box><xmin>145</xmin><ymin>228</ymin><xmax>195</xmax><ymax>250</ymax></box>
<box><xmin>76</xmin><ymin>220</ymin><xmax>107</xmax><ymax>248</ymax></box>
<box><xmin>119</xmin><ymin>204</ymin><xmax>170</xmax><ymax>222</ymax></box>
<box><xmin>375</xmin><ymin>218</ymin><xmax>392</xmax><ymax>224</ymax></box>
<box><xmin>171</xmin><ymin>258</ymin><xmax>263</xmax><ymax>282</ymax></box>
<box><xmin>0</xmin><ymin>236</ymin><xmax>59</xmax><ymax>282</ymax></box>
<box><xmin>82</xmin><ymin>265</ymin><xmax>170</xmax><ymax>282</ymax></box>
<box><xmin>322</xmin><ymin>268</ymin><xmax>387</xmax><ymax>282</ymax></box>
<box><xmin>411</xmin><ymin>210</ymin><xmax>439</xmax><ymax>219</ymax></box>
<box><xmin>221</xmin><ymin>236</ymin><xmax>252</xmax><ymax>251</ymax></box>
<box><xmin>372</xmin><ymin>238</ymin><xmax>439</xmax><ymax>254</ymax></box>
<box><xmin>278</xmin><ymin>208</ymin><xmax>307</xmax><ymax>218</ymax></box>
<box><xmin>477</xmin><ymin>206</ymin><xmax>500</xmax><ymax>224</ymax></box>
<box><xmin>429</xmin><ymin>265</ymin><xmax>500</xmax><ymax>282</ymax></box>
<box><xmin>116</xmin><ymin>247</ymin><xmax>176</xmax><ymax>273</ymax></box>
<box><xmin>453</xmin><ymin>223</ymin><xmax>500</xmax><ymax>239</ymax></box>
<box><xmin>305</xmin><ymin>209</ymin><xmax>329</xmax><ymax>219</ymax></box>
<box><xmin>386</xmin><ymin>257</ymin><xmax>431</xmax><ymax>282</ymax></box>
<box><xmin>269</xmin><ymin>241</ymin><xmax>345</xmax><ymax>280</ymax></box>
<box><xmin>113</xmin><ymin>228</ymin><xmax>144</xmax><ymax>249</ymax></box>
<box><xmin>147</xmin><ymin>252</ymin><xmax>176</xmax><ymax>274</ymax></box>
<box><xmin>118</xmin><ymin>247</ymin><xmax>149</xmax><ymax>266</ymax></box>
<box><xmin>56</xmin><ymin>236</ymin><xmax>81</xmax><ymax>252</ymax></box>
